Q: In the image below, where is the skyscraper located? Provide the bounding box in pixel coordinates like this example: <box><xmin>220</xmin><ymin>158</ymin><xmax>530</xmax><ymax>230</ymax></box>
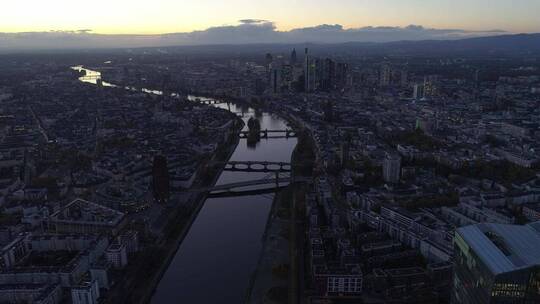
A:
<box><xmin>423</xmin><ymin>75</ymin><xmax>438</xmax><ymax>98</ymax></box>
<box><xmin>265</xmin><ymin>53</ymin><xmax>273</xmax><ymax>82</ymax></box>
<box><xmin>290</xmin><ymin>48</ymin><xmax>297</xmax><ymax>65</ymax></box>
<box><xmin>316</xmin><ymin>58</ymin><xmax>336</xmax><ymax>92</ymax></box>
<box><xmin>336</xmin><ymin>62</ymin><xmax>349</xmax><ymax>89</ymax></box>
<box><xmin>265</xmin><ymin>53</ymin><xmax>273</xmax><ymax>67</ymax></box>
<box><xmin>270</xmin><ymin>63</ymin><xmax>282</xmax><ymax>94</ymax></box>
<box><xmin>304</xmin><ymin>48</ymin><xmax>311</xmax><ymax>92</ymax></box>
<box><xmin>152</xmin><ymin>154</ymin><xmax>170</xmax><ymax>204</ymax></box>
<box><xmin>383</xmin><ymin>153</ymin><xmax>401</xmax><ymax>183</ymax></box>
<box><xmin>413</xmin><ymin>84</ymin><xmax>425</xmax><ymax>100</ymax></box>
<box><xmin>379</xmin><ymin>64</ymin><xmax>391</xmax><ymax>87</ymax></box>
<box><xmin>453</xmin><ymin>222</ymin><xmax>540</xmax><ymax>304</ymax></box>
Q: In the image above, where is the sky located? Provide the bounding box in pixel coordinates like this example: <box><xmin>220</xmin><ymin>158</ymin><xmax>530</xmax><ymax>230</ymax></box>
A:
<box><xmin>0</xmin><ymin>0</ymin><xmax>539</xmax><ymax>50</ymax></box>
<box><xmin>1</xmin><ymin>0</ymin><xmax>539</xmax><ymax>34</ymax></box>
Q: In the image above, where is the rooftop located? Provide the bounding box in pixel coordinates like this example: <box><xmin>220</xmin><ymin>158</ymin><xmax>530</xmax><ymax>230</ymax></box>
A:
<box><xmin>50</xmin><ymin>198</ymin><xmax>125</xmax><ymax>226</ymax></box>
<box><xmin>457</xmin><ymin>221</ymin><xmax>540</xmax><ymax>275</ymax></box>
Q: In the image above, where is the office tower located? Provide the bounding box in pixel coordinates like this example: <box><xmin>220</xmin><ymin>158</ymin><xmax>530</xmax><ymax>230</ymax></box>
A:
<box><xmin>423</xmin><ymin>75</ymin><xmax>438</xmax><ymax>98</ymax></box>
<box><xmin>336</xmin><ymin>62</ymin><xmax>349</xmax><ymax>88</ymax></box>
<box><xmin>340</xmin><ymin>134</ymin><xmax>351</xmax><ymax>167</ymax></box>
<box><xmin>379</xmin><ymin>64</ymin><xmax>391</xmax><ymax>87</ymax></box>
<box><xmin>270</xmin><ymin>64</ymin><xmax>282</xmax><ymax>94</ymax></box>
<box><xmin>265</xmin><ymin>53</ymin><xmax>273</xmax><ymax>67</ymax></box>
<box><xmin>304</xmin><ymin>48</ymin><xmax>311</xmax><ymax>92</ymax></box>
<box><xmin>383</xmin><ymin>153</ymin><xmax>401</xmax><ymax>183</ymax></box>
<box><xmin>413</xmin><ymin>84</ymin><xmax>425</xmax><ymax>100</ymax></box>
<box><xmin>291</xmin><ymin>48</ymin><xmax>297</xmax><ymax>65</ymax></box>
<box><xmin>281</xmin><ymin>64</ymin><xmax>293</xmax><ymax>86</ymax></box>
<box><xmin>265</xmin><ymin>53</ymin><xmax>273</xmax><ymax>82</ymax></box>
<box><xmin>308</xmin><ymin>63</ymin><xmax>317</xmax><ymax>92</ymax></box>
<box><xmin>152</xmin><ymin>154</ymin><xmax>170</xmax><ymax>203</ymax></box>
<box><xmin>318</xmin><ymin>58</ymin><xmax>335</xmax><ymax>91</ymax></box>
<box><xmin>453</xmin><ymin>222</ymin><xmax>540</xmax><ymax>304</ymax></box>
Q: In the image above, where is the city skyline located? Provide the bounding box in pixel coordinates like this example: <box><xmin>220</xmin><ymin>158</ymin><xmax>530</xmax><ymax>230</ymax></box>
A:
<box><xmin>1</xmin><ymin>0</ymin><xmax>540</xmax><ymax>35</ymax></box>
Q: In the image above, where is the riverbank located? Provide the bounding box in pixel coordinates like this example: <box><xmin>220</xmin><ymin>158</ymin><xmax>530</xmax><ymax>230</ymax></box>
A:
<box><xmin>245</xmin><ymin>185</ymin><xmax>293</xmax><ymax>304</ymax></box>
<box><xmin>103</xmin><ymin>118</ymin><xmax>243</xmax><ymax>304</ymax></box>
<box><xmin>140</xmin><ymin>121</ymin><xmax>243</xmax><ymax>304</ymax></box>
<box><xmin>245</xmin><ymin>132</ymin><xmax>315</xmax><ymax>304</ymax></box>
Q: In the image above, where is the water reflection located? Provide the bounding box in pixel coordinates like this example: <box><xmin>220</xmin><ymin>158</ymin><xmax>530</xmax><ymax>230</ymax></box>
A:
<box><xmin>153</xmin><ymin>103</ymin><xmax>297</xmax><ymax>304</ymax></box>
<box><xmin>72</xmin><ymin>66</ymin><xmax>116</xmax><ymax>87</ymax></box>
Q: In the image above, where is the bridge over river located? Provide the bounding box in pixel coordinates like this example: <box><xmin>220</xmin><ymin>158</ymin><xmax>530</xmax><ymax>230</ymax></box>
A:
<box><xmin>238</xmin><ymin>129</ymin><xmax>297</xmax><ymax>139</ymax></box>
<box><xmin>211</xmin><ymin>160</ymin><xmax>292</xmax><ymax>173</ymax></box>
<box><xmin>187</xmin><ymin>176</ymin><xmax>310</xmax><ymax>194</ymax></box>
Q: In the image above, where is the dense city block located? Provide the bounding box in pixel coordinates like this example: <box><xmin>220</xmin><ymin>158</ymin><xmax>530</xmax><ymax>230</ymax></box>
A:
<box><xmin>1</xmin><ymin>35</ymin><xmax>540</xmax><ymax>303</ymax></box>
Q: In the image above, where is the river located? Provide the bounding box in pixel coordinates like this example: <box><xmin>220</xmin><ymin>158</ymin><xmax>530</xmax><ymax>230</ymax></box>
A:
<box><xmin>72</xmin><ymin>66</ymin><xmax>298</xmax><ymax>303</ymax></box>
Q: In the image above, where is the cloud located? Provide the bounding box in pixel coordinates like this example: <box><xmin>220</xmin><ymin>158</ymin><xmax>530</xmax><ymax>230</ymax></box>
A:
<box><xmin>238</xmin><ymin>19</ymin><xmax>270</xmax><ymax>25</ymax></box>
<box><xmin>0</xmin><ymin>21</ymin><xmax>507</xmax><ymax>51</ymax></box>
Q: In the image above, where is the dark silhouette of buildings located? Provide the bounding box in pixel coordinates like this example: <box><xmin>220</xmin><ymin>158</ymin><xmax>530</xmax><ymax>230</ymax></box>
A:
<box><xmin>291</xmin><ymin>48</ymin><xmax>297</xmax><ymax>65</ymax></box>
<box><xmin>152</xmin><ymin>155</ymin><xmax>170</xmax><ymax>203</ymax></box>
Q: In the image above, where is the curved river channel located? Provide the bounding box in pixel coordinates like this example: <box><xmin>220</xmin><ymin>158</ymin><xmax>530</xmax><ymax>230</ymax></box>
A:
<box><xmin>72</xmin><ymin>66</ymin><xmax>298</xmax><ymax>303</ymax></box>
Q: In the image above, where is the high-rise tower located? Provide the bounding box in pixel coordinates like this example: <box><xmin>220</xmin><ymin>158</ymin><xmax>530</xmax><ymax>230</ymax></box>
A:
<box><xmin>291</xmin><ymin>48</ymin><xmax>297</xmax><ymax>65</ymax></box>
<box><xmin>304</xmin><ymin>48</ymin><xmax>311</xmax><ymax>92</ymax></box>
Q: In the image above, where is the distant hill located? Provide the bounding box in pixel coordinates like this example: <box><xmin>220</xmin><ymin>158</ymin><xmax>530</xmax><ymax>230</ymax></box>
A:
<box><xmin>375</xmin><ymin>33</ymin><xmax>540</xmax><ymax>56</ymax></box>
<box><xmin>2</xmin><ymin>33</ymin><xmax>539</xmax><ymax>57</ymax></box>
<box><xmin>154</xmin><ymin>33</ymin><xmax>540</xmax><ymax>57</ymax></box>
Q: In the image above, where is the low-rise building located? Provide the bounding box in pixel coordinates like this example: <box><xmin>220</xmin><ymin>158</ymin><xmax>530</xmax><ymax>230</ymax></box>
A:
<box><xmin>48</xmin><ymin>199</ymin><xmax>126</xmax><ymax>236</ymax></box>
<box><xmin>0</xmin><ymin>283</ymin><xmax>61</xmax><ymax>304</ymax></box>
<box><xmin>106</xmin><ymin>243</ymin><xmax>127</xmax><ymax>268</ymax></box>
<box><xmin>522</xmin><ymin>204</ymin><xmax>540</xmax><ymax>222</ymax></box>
<box><xmin>71</xmin><ymin>280</ymin><xmax>100</xmax><ymax>304</ymax></box>
<box><xmin>313</xmin><ymin>264</ymin><xmax>363</xmax><ymax>297</ymax></box>
<box><xmin>0</xmin><ymin>233</ymin><xmax>30</xmax><ymax>269</ymax></box>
